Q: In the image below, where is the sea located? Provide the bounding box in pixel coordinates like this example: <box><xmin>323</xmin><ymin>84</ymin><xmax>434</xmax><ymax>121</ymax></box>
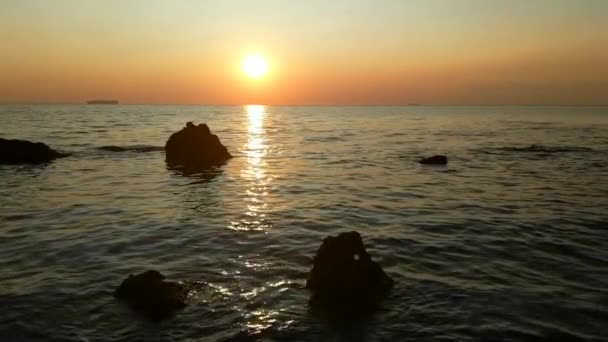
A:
<box><xmin>0</xmin><ymin>105</ymin><xmax>607</xmax><ymax>341</ymax></box>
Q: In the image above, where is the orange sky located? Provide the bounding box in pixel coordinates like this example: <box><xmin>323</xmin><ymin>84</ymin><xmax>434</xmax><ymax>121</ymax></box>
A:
<box><xmin>1</xmin><ymin>0</ymin><xmax>606</xmax><ymax>105</ymax></box>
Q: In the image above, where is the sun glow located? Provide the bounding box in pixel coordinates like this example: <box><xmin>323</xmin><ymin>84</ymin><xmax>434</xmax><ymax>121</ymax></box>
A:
<box><xmin>242</xmin><ymin>54</ymin><xmax>269</xmax><ymax>78</ymax></box>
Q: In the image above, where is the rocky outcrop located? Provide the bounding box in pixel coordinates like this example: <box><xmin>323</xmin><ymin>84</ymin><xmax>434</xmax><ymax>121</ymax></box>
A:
<box><xmin>306</xmin><ymin>231</ymin><xmax>394</xmax><ymax>309</ymax></box>
<box><xmin>419</xmin><ymin>155</ymin><xmax>447</xmax><ymax>165</ymax></box>
<box><xmin>165</xmin><ymin>122</ymin><xmax>232</xmax><ymax>172</ymax></box>
<box><xmin>0</xmin><ymin>138</ymin><xmax>69</xmax><ymax>164</ymax></box>
<box><xmin>115</xmin><ymin>270</ymin><xmax>188</xmax><ymax>319</ymax></box>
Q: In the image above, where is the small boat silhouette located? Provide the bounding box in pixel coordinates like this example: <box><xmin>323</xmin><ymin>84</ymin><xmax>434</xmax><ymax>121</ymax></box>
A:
<box><xmin>86</xmin><ymin>99</ymin><xmax>119</xmax><ymax>104</ymax></box>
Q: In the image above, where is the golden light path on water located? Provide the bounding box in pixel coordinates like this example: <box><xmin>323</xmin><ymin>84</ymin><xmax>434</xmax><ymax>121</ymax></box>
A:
<box><xmin>225</xmin><ymin>105</ymin><xmax>290</xmax><ymax>334</ymax></box>
<box><xmin>246</xmin><ymin>104</ymin><xmax>266</xmax><ymax>182</ymax></box>
<box><xmin>228</xmin><ymin>105</ymin><xmax>270</xmax><ymax>232</ymax></box>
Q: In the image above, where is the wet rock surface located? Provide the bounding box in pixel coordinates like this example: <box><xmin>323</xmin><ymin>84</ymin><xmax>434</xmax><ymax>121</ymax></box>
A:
<box><xmin>0</xmin><ymin>138</ymin><xmax>69</xmax><ymax>164</ymax></box>
<box><xmin>114</xmin><ymin>270</ymin><xmax>188</xmax><ymax>319</ymax></box>
<box><xmin>165</xmin><ymin>122</ymin><xmax>232</xmax><ymax>172</ymax></box>
<box><xmin>306</xmin><ymin>231</ymin><xmax>394</xmax><ymax>309</ymax></box>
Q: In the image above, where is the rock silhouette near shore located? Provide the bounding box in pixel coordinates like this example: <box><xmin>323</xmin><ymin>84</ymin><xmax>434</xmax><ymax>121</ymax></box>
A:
<box><xmin>306</xmin><ymin>231</ymin><xmax>394</xmax><ymax>309</ymax></box>
<box><xmin>165</xmin><ymin>122</ymin><xmax>232</xmax><ymax>172</ymax></box>
<box><xmin>115</xmin><ymin>270</ymin><xmax>188</xmax><ymax>319</ymax></box>
<box><xmin>0</xmin><ymin>138</ymin><xmax>69</xmax><ymax>164</ymax></box>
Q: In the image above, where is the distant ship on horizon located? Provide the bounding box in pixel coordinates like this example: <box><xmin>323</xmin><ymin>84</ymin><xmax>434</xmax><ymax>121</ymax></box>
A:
<box><xmin>86</xmin><ymin>99</ymin><xmax>119</xmax><ymax>105</ymax></box>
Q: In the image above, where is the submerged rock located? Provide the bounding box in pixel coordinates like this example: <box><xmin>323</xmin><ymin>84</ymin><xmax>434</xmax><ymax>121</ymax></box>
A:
<box><xmin>115</xmin><ymin>270</ymin><xmax>188</xmax><ymax>319</ymax></box>
<box><xmin>306</xmin><ymin>231</ymin><xmax>394</xmax><ymax>309</ymax></box>
<box><xmin>0</xmin><ymin>138</ymin><xmax>69</xmax><ymax>164</ymax></box>
<box><xmin>419</xmin><ymin>155</ymin><xmax>447</xmax><ymax>165</ymax></box>
<box><xmin>165</xmin><ymin>122</ymin><xmax>232</xmax><ymax>172</ymax></box>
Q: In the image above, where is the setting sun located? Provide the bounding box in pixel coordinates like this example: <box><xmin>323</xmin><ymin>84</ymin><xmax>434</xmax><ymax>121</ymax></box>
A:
<box><xmin>242</xmin><ymin>54</ymin><xmax>269</xmax><ymax>79</ymax></box>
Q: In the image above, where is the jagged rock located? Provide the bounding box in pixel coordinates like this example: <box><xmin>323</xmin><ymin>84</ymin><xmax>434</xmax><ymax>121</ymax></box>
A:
<box><xmin>165</xmin><ymin>122</ymin><xmax>232</xmax><ymax>172</ymax></box>
<box><xmin>0</xmin><ymin>138</ymin><xmax>69</xmax><ymax>164</ymax></box>
<box><xmin>306</xmin><ymin>231</ymin><xmax>394</xmax><ymax>308</ymax></box>
<box><xmin>115</xmin><ymin>270</ymin><xmax>188</xmax><ymax>319</ymax></box>
<box><xmin>419</xmin><ymin>155</ymin><xmax>447</xmax><ymax>165</ymax></box>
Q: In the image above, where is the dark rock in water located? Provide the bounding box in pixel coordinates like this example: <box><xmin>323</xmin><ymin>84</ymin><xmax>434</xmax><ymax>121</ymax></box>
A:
<box><xmin>419</xmin><ymin>155</ymin><xmax>447</xmax><ymax>165</ymax></box>
<box><xmin>115</xmin><ymin>270</ymin><xmax>188</xmax><ymax>319</ymax></box>
<box><xmin>0</xmin><ymin>138</ymin><xmax>69</xmax><ymax>164</ymax></box>
<box><xmin>306</xmin><ymin>231</ymin><xmax>394</xmax><ymax>309</ymax></box>
<box><xmin>165</xmin><ymin>122</ymin><xmax>232</xmax><ymax>172</ymax></box>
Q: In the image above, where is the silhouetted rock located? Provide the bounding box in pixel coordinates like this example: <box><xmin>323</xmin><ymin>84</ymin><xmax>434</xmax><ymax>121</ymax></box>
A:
<box><xmin>115</xmin><ymin>270</ymin><xmax>188</xmax><ymax>319</ymax></box>
<box><xmin>306</xmin><ymin>231</ymin><xmax>394</xmax><ymax>309</ymax></box>
<box><xmin>419</xmin><ymin>155</ymin><xmax>447</xmax><ymax>165</ymax></box>
<box><xmin>0</xmin><ymin>138</ymin><xmax>69</xmax><ymax>164</ymax></box>
<box><xmin>165</xmin><ymin>122</ymin><xmax>232</xmax><ymax>172</ymax></box>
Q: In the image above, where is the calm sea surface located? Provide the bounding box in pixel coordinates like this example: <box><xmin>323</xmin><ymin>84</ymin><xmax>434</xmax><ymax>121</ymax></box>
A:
<box><xmin>1</xmin><ymin>105</ymin><xmax>607</xmax><ymax>341</ymax></box>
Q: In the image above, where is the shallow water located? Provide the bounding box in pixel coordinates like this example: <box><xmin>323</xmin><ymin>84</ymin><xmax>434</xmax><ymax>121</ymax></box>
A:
<box><xmin>1</xmin><ymin>105</ymin><xmax>607</xmax><ymax>341</ymax></box>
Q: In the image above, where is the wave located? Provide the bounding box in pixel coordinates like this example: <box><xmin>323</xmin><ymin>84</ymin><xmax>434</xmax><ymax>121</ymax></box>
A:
<box><xmin>474</xmin><ymin>144</ymin><xmax>594</xmax><ymax>155</ymax></box>
<box><xmin>96</xmin><ymin>145</ymin><xmax>164</xmax><ymax>153</ymax></box>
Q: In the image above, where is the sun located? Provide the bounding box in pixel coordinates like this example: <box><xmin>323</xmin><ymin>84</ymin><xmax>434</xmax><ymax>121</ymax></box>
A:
<box><xmin>242</xmin><ymin>54</ymin><xmax>268</xmax><ymax>78</ymax></box>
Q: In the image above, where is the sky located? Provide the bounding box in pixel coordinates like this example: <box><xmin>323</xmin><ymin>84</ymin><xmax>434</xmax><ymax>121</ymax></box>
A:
<box><xmin>0</xmin><ymin>0</ymin><xmax>606</xmax><ymax>105</ymax></box>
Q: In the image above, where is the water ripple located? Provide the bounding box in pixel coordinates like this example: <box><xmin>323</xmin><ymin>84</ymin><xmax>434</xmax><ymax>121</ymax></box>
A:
<box><xmin>0</xmin><ymin>105</ymin><xmax>607</xmax><ymax>341</ymax></box>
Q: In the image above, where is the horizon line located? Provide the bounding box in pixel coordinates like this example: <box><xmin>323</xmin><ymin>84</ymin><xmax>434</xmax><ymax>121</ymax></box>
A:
<box><xmin>1</xmin><ymin>102</ymin><xmax>607</xmax><ymax>107</ymax></box>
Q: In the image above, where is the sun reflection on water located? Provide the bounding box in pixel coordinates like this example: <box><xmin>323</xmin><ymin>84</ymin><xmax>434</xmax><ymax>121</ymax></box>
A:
<box><xmin>225</xmin><ymin>106</ymin><xmax>296</xmax><ymax>334</ymax></box>
<box><xmin>246</xmin><ymin>105</ymin><xmax>266</xmax><ymax>178</ymax></box>
<box><xmin>228</xmin><ymin>105</ymin><xmax>270</xmax><ymax>232</ymax></box>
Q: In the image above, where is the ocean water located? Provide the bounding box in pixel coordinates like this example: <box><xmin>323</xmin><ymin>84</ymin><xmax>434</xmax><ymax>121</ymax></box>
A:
<box><xmin>0</xmin><ymin>105</ymin><xmax>607</xmax><ymax>341</ymax></box>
